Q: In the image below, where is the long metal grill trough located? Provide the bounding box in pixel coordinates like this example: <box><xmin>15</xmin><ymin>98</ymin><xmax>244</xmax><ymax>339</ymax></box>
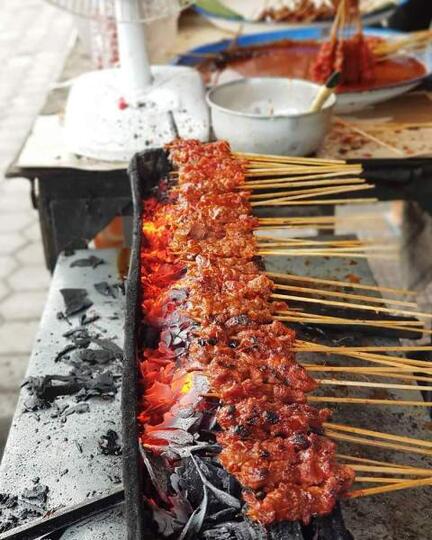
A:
<box><xmin>123</xmin><ymin>147</ymin><xmax>432</xmax><ymax>540</ymax></box>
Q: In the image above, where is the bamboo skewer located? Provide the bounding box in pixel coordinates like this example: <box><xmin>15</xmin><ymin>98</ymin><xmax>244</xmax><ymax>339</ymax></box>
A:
<box><xmin>258</xmin><ymin>238</ymin><xmax>378</xmax><ymax>248</ymax></box>
<box><xmin>372</xmin><ymin>29</ymin><xmax>432</xmax><ymax>58</ymax></box>
<box><xmin>201</xmin><ymin>393</ymin><xmax>432</xmax><ymax>409</ymax></box>
<box><xmin>249</xmin><ymin>179</ymin><xmax>369</xmax><ymax>197</ymax></box>
<box><xmin>260</xmin><ymin>250</ymin><xmax>393</xmax><ymax>259</ymax></box>
<box><xmin>277</xmin><ymin>316</ymin><xmax>432</xmax><ymax>336</ymax></box>
<box><xmin>310</xmin><ymin>397</ymin><xmax>432</xmax><ymax>407</ymax></box>
<box><xmin>297</xmin><ymin>341</ymin><xmax>432</xmax><ymax>371</ymax></box>
<box><xmin>302</xmin><ymin>353</ymin><xmax>432</xmax><ymax>377</ymax></box>
<box><xmin>272</xmin><ymin>292</ymin><xmax>431</xmax><ymax>320</ymax></box>
<box><xmin>266</xmin><ymin>271</ymin><xmax>417</xmax><ymax>297</ymax></box>
<box><xmin>245</xmin><ymin>167</ymin><xmax>363</xmax><ymax>178</ymax></box>
<box><xmin>235</xmin><ymin>151</ymin><xmax>346</xmax><ymax>165</ymax></box>
<box><xmin>352</xmin><ymin>466</ymin><xmax>432</xmax><ymax>476</ymax></box>
<box><xmin>280</xmin><ymin>309</ymin><xmax>424</xmax><ymax>326</ymax></box>
<box><xmin>245</xmin><ymin>174</ymin><xmax>367</xmax><ymax>188</ymax></box>
<box><xmin>346</xmin><ymin>477</ymin><xmax>432</xmax><ymax>499</ymax></box>
<box><xmin>325</xmin><ymin>422</ymin><xmax>432</xmax><ymax>450</ymax></box>
<box><xmin>297</xmin><ymin>341</ymin><xmax>432</xmax><ymax>353</ymax></box>
<box><xmin>335</xmin><ymin>117</ymin><xmax>406</xmax><ymax>156</ymax></box>
<box><xmin>337</xmin><ymin>454</ymin><xmax>431</xmax><ymax>471</ymax></box>
<box><xmin>272</xmin><ymin>282</ymin><xmax>417</xmax><ymax>308</ymax></box>
<box><xmin>305</xmin><ymin>366</ymin><xmax>432</xmax><ymax>384</ymax></box>
<box><xmin>318</xmin><ymin>379</ymin><xmax>432</xmax><ymax>392</ymax></box>
<box><xmin>354</xmin><ymin>477</ymin><xmax>411</xmax><ymax>484</ymax></box>
<box><xmin>251</xmin><ymin>184</ymin><xmax>375</xmax><ymax>206</ymax></box>
<box><xmin>325</xmin><ymin>431</ymin><xmax>432</xmax><ymax>457</ymax></box>
<box><xmin>254</xmin><ymin>198</ymin><xmax>379</xmax><ymax>206</ymax></box>
<box><xmin>258</xmin><ymin>215</ymin><xmax>373</xmax><ymax>224</ymax></box>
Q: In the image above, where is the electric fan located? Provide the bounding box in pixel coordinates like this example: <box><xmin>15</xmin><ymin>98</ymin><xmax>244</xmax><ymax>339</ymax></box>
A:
<box><xmin>45</xmin><ymin>0</ymin><xmax>210</xmax><ymax>161</ymax></box>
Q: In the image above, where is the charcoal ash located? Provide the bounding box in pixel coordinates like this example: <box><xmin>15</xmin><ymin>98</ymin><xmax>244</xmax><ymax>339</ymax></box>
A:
<box><xmin>60</xmin><ymin>288</ymin><xmax>93</xmax><ymax>317</ymax></box>
<box><xmin>70</xmin><ymin>255</ymin><xmax>105</xmax><ymax>268</ymax></box>
<box><xmin>0</xmin><ymin>494</ymin><xmax>18</xmax><ymax>509</ymax></box>
<box><xmin>21</xmin><ymin>482</ymin><xmax>49</xmax><ymax>509</ymax></box>
<box><xmin>0</xmin><ymin>481</ymin><xmax>49</xmax><ymax>534</ymax></box>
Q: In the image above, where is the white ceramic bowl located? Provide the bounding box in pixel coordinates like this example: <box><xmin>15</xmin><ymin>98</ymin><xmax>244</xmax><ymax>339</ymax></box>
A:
<box><xmin>207</xmin><ymin>78</ymin><xmax>335</xmax><ymax>156</ymax></box>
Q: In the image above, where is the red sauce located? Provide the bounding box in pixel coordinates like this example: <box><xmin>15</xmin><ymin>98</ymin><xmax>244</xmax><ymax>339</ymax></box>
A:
<box><xmin>199</xmin><ymin>39</ymin><xmax>426</xmax><ymax>93</ymax></box>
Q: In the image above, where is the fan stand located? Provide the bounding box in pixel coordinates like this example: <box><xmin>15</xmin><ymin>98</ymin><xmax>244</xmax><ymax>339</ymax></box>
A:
<box><xmin>64</xmin><ymin>0</ymin><xmax>209</xmax><ymax>162</ymax></box>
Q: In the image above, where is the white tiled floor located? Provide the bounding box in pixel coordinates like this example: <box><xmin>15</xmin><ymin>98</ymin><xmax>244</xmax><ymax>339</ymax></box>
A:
<box><xmin>0</xmin><ymin>0</ymin><xmax>74</xmax><ymax>455</ymax></box>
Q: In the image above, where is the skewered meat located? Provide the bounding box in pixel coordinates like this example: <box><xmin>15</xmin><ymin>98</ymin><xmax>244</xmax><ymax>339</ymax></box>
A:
<box><xmin>311</xmin><ymin>0</ymin><xmax>375</xmax><ymax>85</ymax></box>
<box><xmin>137</xmin><ymin>138</ymin><xmax>354</xmax><ymax>527</ymax></box>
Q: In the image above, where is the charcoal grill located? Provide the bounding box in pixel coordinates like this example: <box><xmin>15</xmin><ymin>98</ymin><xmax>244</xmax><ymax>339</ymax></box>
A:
<box><xmin>122</xmin><ymin>149</ymin><xmax>355</xmax><ymax>540</ymax></box>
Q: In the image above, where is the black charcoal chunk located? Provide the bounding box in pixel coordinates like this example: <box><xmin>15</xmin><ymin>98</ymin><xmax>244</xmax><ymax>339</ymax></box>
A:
<box><xmin>54</xmin><ymin>344</ymin><xmax>78</xmax><ymax>363</ymax></box>
<box><xmin>90</xmin><ymin>338</ymin><xmax>123</xmax><ymax>359</ymax></box>
<box><xmin>70</xmin><ymin>255</ymin><xmax>104</xmax><ymax>268</ymax></box>
<box><xmin>94</xmin><ymin>281</ymin><xmax>119</xmax><ymax>298</ymax></box>
<box><xmin>60</xmin><ymin>288</ymin><xmax>93</xmax><ymax>316</ymax></box>
<box><xmin>63</xmin><ymin>403</ymin><xmax>90</xmax><ymax>417</ymax></box>
<box><xmin>179</xmin><ymin>487</ymin><xmax>208</xmax><ymax>540</ymax></box>
<box><xmin>78</xmin><ymin>348</ymin><xmax>116</xmax><ymax>365</ymax></box>
<box><xmin>98</xmin><ymin>429</ymin><xmax>122</xmax><ymax>456</ymax></box>
<box><xmin>309</xmin><ymin>504</ymin><xmax>353</xmax><ymax>540</ymax></box>
<box><xmin>201</xmin><ymin>520</ymin><xmax>268</xmax><ymax>540</ymax></box>
<box><xmin>268</xmin><ymin>522</ymin><xmax>304</xmax><ymax>540</ymax></box>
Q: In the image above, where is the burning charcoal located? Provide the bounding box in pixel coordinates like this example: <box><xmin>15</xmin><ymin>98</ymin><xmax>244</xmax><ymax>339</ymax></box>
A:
<box><xmin>268</xmin><ymin>522</ymin><xmax>304</xmax><ymax>540</ymax></box>
<box><xmin>152</xmin><ymin>506</ymin><xmax>187</xmax><ymax>537</ymax></box>
<box><xmin>174</xmin><ymin>459</ymin><xmax>205</xmax><ymax>508</ymax></box>
<box><xmin>206</xmin><ymin>508</ymin><xmax>239</xmax><ymax>525</ymax></box>
<box><xmin>148</xmin><ymin>429</ymin><xmax>195</xmax><ymax>446</ymax></box>
<box><xmin>191</xmin><ymin>456</ymin><xmax>241</xmax><ymax>510</ymax></box>
<box><xmin>60</xmin><ymin>289</ymin><xmax>93</xmax><ymax>317</ymax></box>
<box><xmin>201</xmin><ymin>520</ymin><xmax>268</xmax><ymax>540</ymax></box>
<box><xmin>70</xmin><ymin>255</ymin><xmax>105</xmax><ymax>268</ymax></box>
<box><xmin>308</xmin><ymin>504</ymin><xmax>353</xmax><ymax>540</ymax></box>
<box><xmin>168</xmin><ymin>288</ymin><xmax>188</xmax><ymax>302</ymax></box>
<box><xmin>94</xmin><ymin>281</ymin><xmax>118</xmax><ymax>298</ymax></box>
<box><xmin>98</xmin><ymin>429</ymin><xmax>122</xmax><ymax>456</ymax></box>
<box><xmin>141</xmin><ymin>448</ymin><xmax>171</xmax><ymax>504</ymax></box>
<box><xmin>179</xmin><ymin>487</ymin><xmax>208</xmax><ymax>540</ymax></box>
